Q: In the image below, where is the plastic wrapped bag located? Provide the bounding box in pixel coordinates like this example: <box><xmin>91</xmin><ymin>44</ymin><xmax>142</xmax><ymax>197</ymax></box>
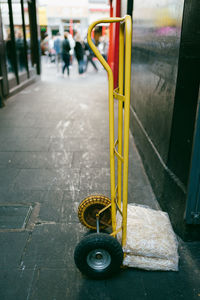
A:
<box><xmin>117</xmin><ymin>204</ymin><xmax>179</xmax><ymax>271</ymax></box>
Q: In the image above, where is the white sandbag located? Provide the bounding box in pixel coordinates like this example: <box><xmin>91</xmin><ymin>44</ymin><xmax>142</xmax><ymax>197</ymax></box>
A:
<box><xmin>117</xmin><ymin>204</ymin><xmax>179</xmax><ymax>271</ymax></box>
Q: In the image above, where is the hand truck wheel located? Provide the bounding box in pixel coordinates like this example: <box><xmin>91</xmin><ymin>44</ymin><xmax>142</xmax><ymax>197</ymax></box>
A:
<box><xmin>78</xmin><ymin>195</ymin><xmax>111</xmax><ymax>230</ymax></box>
<box><xmin>74</xmin><ymin>233</ymin><xmax>123</xmax><ymax>279</ymax></box>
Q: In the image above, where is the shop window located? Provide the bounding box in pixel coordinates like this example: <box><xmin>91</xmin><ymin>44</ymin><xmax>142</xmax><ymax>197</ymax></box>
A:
<box><xmin>0</xmin><ymin>2</ymin><xmax>15</xmax><ymax>81</ymax></box>
<box><xmin>12</xmin><ymin>1</ymin><xmax>27</xmax><ymax>75</ymax></box>
<box><xmin>0</xmin><ymin>0</ymin><xmax>39</xmax><ymax>95</ymax></box>
<box><xmin>23</xmin><ymin>1</ymin><xmax>33</xmax><ymax>69</ymax></box>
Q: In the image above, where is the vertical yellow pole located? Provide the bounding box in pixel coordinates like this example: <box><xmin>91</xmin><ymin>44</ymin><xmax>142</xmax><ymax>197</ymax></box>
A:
<box><xmin>109</xmin><ymin>73</ymin><xmax>117</xmax><ymax>233</ymax></box>
<box><xmin>122</xmin><ymin>15</ymin><xmax>132</xmax><ymax>248</ymax></box>
<box><xmin>87</xmin><ymin>16</ymin><xmax>127</xmax><ymax>236</ymax></box>
<box><xmin>117</xmin><ymin>23</ymin><xmax>124</xmax><ymax>210</ymax></box>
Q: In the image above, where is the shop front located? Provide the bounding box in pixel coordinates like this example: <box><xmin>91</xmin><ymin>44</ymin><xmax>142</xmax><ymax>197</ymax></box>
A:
<box><xmin>0</xmin><ymin>0</ymin><xmax>40</xmax><ymax>100</ymax></box>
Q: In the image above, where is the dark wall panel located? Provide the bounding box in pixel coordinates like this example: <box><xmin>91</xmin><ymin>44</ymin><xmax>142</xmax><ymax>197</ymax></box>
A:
<box><xmin>130</xmin><ymin>0</ymin><xmax>184</xmax><ymax>162</ymax></box>
<box><xmin>129</xmin><ymin>0</ymin><xmax>200</xmax><ymax>240</ymax></box>
<box><xmin>167</xmin><ymin>0</ymin><xmax>200</xmax><ymax>185</ymax></box>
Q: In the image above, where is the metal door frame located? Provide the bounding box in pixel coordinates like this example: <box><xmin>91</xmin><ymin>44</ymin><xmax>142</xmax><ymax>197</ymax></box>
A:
<box><xmin>185</xmin><ymin>95</ymin><xmax>200</xmax><ymax>224</ymax></box>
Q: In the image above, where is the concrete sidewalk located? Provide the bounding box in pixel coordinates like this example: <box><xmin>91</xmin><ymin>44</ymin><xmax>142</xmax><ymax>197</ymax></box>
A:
<box><xmin>0</xmin><ymin>61</ymin><xmax>199</xmax><ymax>300</ymax></box>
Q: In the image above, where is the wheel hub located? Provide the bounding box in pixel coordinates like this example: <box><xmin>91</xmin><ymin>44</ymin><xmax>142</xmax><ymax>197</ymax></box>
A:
<box><xmin>78</xmin><ymin>195</ymin><xmax>111</xmax><ymax>230</ymax></box>
<box><xmin>87</xmin><ymin>248</ymin><xmax>111</xmax><ymax>270</ymax></box>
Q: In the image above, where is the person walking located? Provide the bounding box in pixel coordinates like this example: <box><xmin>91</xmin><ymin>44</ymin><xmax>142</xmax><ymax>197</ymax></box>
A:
<box><xmin>66</xmin><ymin>30</ymin><xmax>75</xmax><ymax>66</ymax></box>
<box><xmin>62</xmin><ymin>32</ymin><xmax>71</xmax><ymax>76</ymax></box>
<box><xmin>84</xmin><ymin>39</ymin><xmax>98</xmax><ymax>72</ymax></box>
<box><xmin>15</xmin><ymin>31</ymin><xmax>26</xmax><ymax>71</ymax></box>
<box><xmin>40</xmin><ymin>33</ymin><xmax>50</xmax><ymax>63</ymax></box>
<box><xmin>74</xmin><ymin>32</ymin><xmax>85</xmax><ymax>74</ymax></box>
<box><xmin>53</xmin><ymin>32</ymin><xmax>62</xmax><ymax>71</ymax></box>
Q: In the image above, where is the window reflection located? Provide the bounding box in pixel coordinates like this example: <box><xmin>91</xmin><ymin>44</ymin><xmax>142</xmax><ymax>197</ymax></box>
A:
<box><xmin>12</xmin><ymin>1</ymin><xmax>26</xmax><ymax>74</ymax></box>
<box><xmin>0</xmin><ymin>2</ymin><xmax>15</xmax><ymax>80</ymax></box>
<box><xmin>24</xmin><ymin>1</ymin><xmax>32</xmax><ymax>69</ymax></box>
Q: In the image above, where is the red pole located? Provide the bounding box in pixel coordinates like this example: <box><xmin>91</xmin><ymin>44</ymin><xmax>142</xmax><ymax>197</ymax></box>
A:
<box><xmin>102</xmin><ymin>26</ymin><xmax>106</xmax><ymax>36</ymax></box>
<box><xmin>108</xmin><ymin>1</ymin><xmax>114</xmax><ymax>70</ymax></box>
<box><xmin>113</xmin><ymin>0</ymin><xmax>120</xmax><ymax>88</ymax></box>
<box><xmin>70</xmin><ymin>19</ymin><xmax>73</xmax><ymax>37</ymax></box>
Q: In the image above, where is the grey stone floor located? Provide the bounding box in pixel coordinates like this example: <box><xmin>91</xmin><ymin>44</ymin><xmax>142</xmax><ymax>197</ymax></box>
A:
<box><xmin>0</xmin><ymin>60</ymin><xmax>199</xmax><ymax>300</ymax></box>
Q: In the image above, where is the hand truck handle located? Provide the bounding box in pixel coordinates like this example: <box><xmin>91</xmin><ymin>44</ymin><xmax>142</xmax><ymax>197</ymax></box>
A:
<box><xmin>87</xmin><ymin>17</ymin><xmax>124</xmax><ymax>77</ymax></box>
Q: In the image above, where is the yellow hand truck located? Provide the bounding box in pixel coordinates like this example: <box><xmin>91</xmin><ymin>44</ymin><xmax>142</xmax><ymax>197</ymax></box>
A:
<box><xmin>74</xmin><ymin>15</ymin><xmax>132</xmax><ymax>279</ymax></box>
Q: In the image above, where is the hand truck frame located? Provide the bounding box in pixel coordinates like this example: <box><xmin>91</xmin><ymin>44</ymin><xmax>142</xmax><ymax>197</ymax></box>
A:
<box><xmin>74</xmin><ymin>15</ymin><xmax>132</xmax><ymax>279</ymax></box>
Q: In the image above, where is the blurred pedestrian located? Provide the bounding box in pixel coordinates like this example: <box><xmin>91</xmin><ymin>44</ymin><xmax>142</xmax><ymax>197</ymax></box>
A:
<box><xmin>98</xmin><ymin>35</ymin><xmax>108</xmax><ymax>61</ymax></box>
<box><xmin>62</xmin><ymin>32</ymin><xmax>71</xmax><ymax>76</ymax></box>
<box><xmin>84</xmin><ymin>38</ymin><xmax>98</xmax><ymax>72</ymax></box>
<box><xmin>49</xmin><ymin>36</ymin><xmax>55</xmax><ymax>63</ymax></box>
<box><xmin>54</xmin><ymin>32</ymin><xmax>62</xmax><ymax>71</ymax></box>
<box><xmin>65</xmin><ymin>30</ymin><xmax>75</xmax><ymax>66</ymax></box>
<box><xmin>6</xmin><ymin>33</ymin><xmax>14</xmax><ymax>72</ymax></box>
<box><xmin>74</xmin><ymin>32</ymin><xmax>85</xmax><ymax>74</ymax></box>
<box><xmin>40</xmin><ymin>33</ymin><xmax>49</xmax><ymax>56</ymax></box>
<box><xmin>15</xmin><ymin>31</ymin><xmax>26</xmax><ymax>71</ymax></box>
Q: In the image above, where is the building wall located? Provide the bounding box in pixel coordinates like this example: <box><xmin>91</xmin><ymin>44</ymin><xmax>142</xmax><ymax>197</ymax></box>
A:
<box><xmin>38</xmin><ymin>0</ymin><xmax>109</xmax><ymax>38</ymax></box>
<box><xmin>128</xmin><ymin>0</ymin><xmax>200</xmax><ymax>240</ymax></box>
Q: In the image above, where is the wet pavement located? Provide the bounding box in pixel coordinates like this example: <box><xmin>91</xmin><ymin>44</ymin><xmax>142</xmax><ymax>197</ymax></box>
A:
<box><xmin>0</xmin><ymin>60</ymin><xmax>199</xmax><ymax>300</ymax></box>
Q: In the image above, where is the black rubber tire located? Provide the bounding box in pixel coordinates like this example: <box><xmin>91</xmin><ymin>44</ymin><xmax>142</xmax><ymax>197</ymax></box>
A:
<box><xmin>74</xmin><ymin>233</ymin><xmax>123</xmax><ymax>279</ymax></box>
<box><xmin>78</xmin><ymin>195</ymin><xmax>111</xmax><ymax>230</ymax></box>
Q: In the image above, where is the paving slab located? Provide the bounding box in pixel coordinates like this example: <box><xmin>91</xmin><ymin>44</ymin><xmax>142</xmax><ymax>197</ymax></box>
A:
<box><xmin>0</xmin><ymin>269</ymin><xmax>35</xmax><ymax>300</ymax></box>
<box><xmin>72</xmin><ymin>151</ymin><xmax>110</xmax><ymax>168</ymax></box>
<box><xmin>0</xmin><ymin>152</ymin><xmax>15</xmax><ymax>167</ymax></box>
<box><xmin>80</xmin><ymin>167</ymin><xmax>111</xmax><ymax>191</ymax></box>
<box><xmin>10</xmin><ymin>151</ymin><xmax>73</xmax><ymax>169</ymax></box>
<box><xmin>0</xmin><ymin>204</ymin><xmax>32</xmax><ymax>229</ymax></box>
<box><xmin>20</xmin><ymin>223</ymin><xmax>86</xmax><ymax>269</ymax></box>
<box><xmin>0</xmin><ymin>137</ymin><xmax>51</xmax><ymax>152</ymax></box>
<box><xmin>0</xmin><ymin>190</ymin><xmax>45</xmax><ymax>204</ymax></box>
<box><xmin>0</xmin><ymin>168</ymin><xmax>20</xmax><ymax>189</ymax></box>
<box><xmin>0</xmin><ymin>231</ymin><xmax>29</xmax><ymax>269</ymax></box>
<box><xmin>29</xmin><ymin>268</ymin><xmax>80</xmax><ymax>300</ymax></box>
<box><xmin>49</xmin><ymin>137</ymin><xmax>109</xmax><ymax>152</ymax></box>
<box><xmin>0</xmin><ymin>127</ymin><xmax>39</xmax><ymax>139</ymax></box>
<box><xmin>13</xmin><ymin>168</ymin><xmax>80</xmax><ymax>191</ymax></box>
<box><xmin>38</xmin><ymin>190</ymin><xmax>64</xmax><ymax>222</ymax></box>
